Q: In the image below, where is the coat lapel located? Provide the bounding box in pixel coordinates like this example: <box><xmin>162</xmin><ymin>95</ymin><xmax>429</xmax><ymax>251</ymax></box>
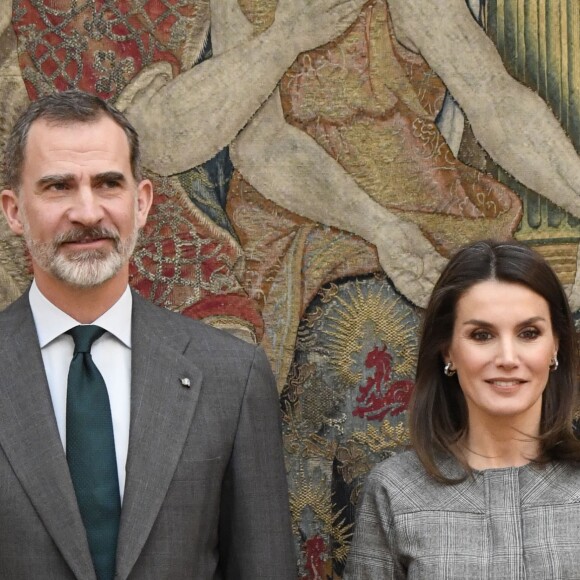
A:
<box><xmin>115</xmin><ymin>295</ymin><xmax>203</xmax><ymax>580</ymax></box>
<box><xmin>0</xmin><ymin>294</ymin><xmax>96</xmax><ymax>580</ymax></box>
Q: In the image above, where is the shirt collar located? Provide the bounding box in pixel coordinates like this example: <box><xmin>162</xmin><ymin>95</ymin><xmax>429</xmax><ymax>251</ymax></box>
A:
<box><xmin>29</xmin><ymin>280</ymin><xmax>133</xmax><ymax>348</ymax></box>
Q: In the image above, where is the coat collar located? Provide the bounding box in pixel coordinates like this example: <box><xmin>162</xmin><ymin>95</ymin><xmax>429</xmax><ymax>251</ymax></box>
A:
<box><xmin>114</xmin><ymin>293</ymin><xmax>203</xmax><ymax>579</ymax></box>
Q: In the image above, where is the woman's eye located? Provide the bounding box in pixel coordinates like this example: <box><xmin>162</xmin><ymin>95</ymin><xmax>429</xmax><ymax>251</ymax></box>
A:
<box><xmin>520</xmin><ymin>328</ymin><xmax>540</xmax><ymax>340</ymax></box>
<box><xmin>471</xmin><ymin>330</ymin><xmax>492</xmax><ymax>341</ymax></box>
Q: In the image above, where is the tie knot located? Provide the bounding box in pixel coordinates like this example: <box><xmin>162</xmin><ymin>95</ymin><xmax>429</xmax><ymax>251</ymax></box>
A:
<box><xmin>67</xmin><ymin>325</ymin><xmax>106</xmax><ymax>354</ymax></box>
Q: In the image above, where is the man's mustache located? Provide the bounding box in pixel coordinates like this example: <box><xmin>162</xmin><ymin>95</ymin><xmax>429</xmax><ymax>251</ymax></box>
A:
<box><xmin>55</xmin><ymin>226</ymin><xmax>120</xmax><ymax>245</ymax></box>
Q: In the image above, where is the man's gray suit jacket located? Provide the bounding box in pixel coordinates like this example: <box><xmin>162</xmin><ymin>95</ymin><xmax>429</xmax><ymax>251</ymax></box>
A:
<box><xmin>0</xmin><ymin>290</ymin><xmax>296</xmax><ymax>579</ymax></box>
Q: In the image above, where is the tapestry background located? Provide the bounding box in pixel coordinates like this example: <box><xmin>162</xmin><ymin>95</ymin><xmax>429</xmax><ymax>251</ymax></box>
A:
<box><xmin>1</xmin><ymin>1</ymin><xmax>579</xmax><ymax>578</ymax></box>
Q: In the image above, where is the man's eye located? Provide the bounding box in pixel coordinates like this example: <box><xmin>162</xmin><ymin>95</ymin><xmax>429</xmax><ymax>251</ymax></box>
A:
<box><xmin>103</xmin><ymin>180</ymin><xmax>120</xmax><ymax>188</ymax></box>
<box><xmin>48</xmin><ymin>182</ymin><xmax>68</xmax><ymax>191</ymax></box>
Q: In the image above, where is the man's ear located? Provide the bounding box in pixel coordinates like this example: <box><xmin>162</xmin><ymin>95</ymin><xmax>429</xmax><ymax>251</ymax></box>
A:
<box><xmin>1</xmin><ymin>189</ymin><xmax>24</xmax><ymax>235</ymax></box>
<box><xmin>135</xmin><ymin>179</ymin><xmax>153</xmax><ymax>229</ymax></box>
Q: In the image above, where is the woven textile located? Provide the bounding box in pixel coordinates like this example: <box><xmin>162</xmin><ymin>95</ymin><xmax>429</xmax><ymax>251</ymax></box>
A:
<box><xmin>345</xmin><ymin>450</ymin><xmax>580</xmax><ymax>579</ymax></box>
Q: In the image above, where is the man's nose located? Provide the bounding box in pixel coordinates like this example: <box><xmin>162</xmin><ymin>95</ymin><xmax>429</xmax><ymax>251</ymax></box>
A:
<box><xmin>67</xmin><ymin>189</ymin><xmax>105</xmax><ymax>225</ymax></box>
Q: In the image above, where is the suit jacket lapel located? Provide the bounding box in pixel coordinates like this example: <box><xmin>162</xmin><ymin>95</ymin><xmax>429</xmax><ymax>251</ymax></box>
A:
<box><xmin>0</xmin><ymin>293</ymin><xmax>96</xmax><ymax>580</ymax></box>
<box><xmin>115</xmin><ymin>294</ymin><xmax>203</xmax><ymax>580</ymax></box>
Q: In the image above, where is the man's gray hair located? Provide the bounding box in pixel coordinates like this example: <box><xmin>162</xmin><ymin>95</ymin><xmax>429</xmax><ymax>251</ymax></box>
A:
<box><xmin>3</xmin><ymin>90</ymin><xmax>142</xmax><ymax>190</ymax></box>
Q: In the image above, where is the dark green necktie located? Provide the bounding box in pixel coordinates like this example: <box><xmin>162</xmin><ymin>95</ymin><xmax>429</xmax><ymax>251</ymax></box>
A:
<box><xmin>66</xmin><ymin>325</ymin><xmax>120</xmax><ymax>580</ymax></box>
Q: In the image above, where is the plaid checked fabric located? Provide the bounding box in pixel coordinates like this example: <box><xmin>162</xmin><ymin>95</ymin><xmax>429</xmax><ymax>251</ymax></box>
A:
<box><xmin>344</xmin><ymin>450</ymin><xmax>580</xmax><ymax>579</ymax></box>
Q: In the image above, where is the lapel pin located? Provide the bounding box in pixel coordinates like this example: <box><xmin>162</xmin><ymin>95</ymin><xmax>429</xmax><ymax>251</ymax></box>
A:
<box><xmin>180</xmin><ymin>377</ymin><xmax>191</xmax><ymax>388</ymax></box>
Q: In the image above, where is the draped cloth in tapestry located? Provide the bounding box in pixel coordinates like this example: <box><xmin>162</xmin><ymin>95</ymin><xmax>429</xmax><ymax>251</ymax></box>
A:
<box><xmin>0</xmin><ymin>1</ymin><xmax>579</xmax><ymax>579</ymax></box>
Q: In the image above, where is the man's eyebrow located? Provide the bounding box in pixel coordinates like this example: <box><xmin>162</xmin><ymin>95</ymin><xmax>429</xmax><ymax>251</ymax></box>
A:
<box><xmin>92</xmin><ymin>171</ymin><xmax>126</xmax><ymax>184</ymax></box>
<box><xmin>37</xmin><ymin>173</ymin><xmax>75</xmax><ymax>186</ymax></box>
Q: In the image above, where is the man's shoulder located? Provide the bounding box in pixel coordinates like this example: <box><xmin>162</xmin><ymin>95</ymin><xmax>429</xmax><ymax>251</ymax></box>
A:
<box><xmin>131</xmin><ymin>291</ymin><xmax>257</xmax><ymax>356</ymax></box>
<box><xmin>131</xmin><ymin>293</ymin><xmax>272</xmax><ymax>395</ymax></box>
<box><xmin>0</xmin><ymin>292</ymin><xmax>36</xmax><ymax>357</ymax></box>
<box><xmin>0</xmin><ymin>290</ymin><xmax>31</xmax><ymax>324</ymax></box>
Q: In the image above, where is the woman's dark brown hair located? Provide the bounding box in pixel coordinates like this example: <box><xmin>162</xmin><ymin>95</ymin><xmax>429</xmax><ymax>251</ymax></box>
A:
<box><xmin>410</xmin><ymin>240</ymin><xmax>580</xmax><ymax>483</ymax></box>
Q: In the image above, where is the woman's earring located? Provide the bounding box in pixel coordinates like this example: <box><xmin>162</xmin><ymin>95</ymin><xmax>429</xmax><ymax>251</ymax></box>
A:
<box><xmin>444</xmin><ymin>362</ymin><xmax>456</xmax><ymax>377</ymax></box>
<box><xmin>549</xmin><ymin>355</ymin><xmax>559</xmax><ymax>372</ymax></box>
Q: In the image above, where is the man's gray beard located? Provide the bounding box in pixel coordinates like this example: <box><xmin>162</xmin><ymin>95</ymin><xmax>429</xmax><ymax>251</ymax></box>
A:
<box><xmin>24</xmin><ymin>225</ymin><xmax>138</xmax><ymax>288</ymax></box>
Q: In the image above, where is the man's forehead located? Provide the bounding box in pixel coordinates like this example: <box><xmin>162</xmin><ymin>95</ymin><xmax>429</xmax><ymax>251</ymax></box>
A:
<box><xmin>24</xmin><ymin>116</ymin><xmax>131</xmax><ymax>165</ymax></box>
<box><xmin>27</xmin><ymin>115</ymin><xmax>125</xmax><ymax>141</ymax></box>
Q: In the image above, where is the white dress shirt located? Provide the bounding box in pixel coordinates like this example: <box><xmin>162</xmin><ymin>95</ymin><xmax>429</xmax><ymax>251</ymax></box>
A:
<box><xmin>28</xmin><ymin>280</ymin><xmax>132</xmax><ymax>501</ymax></box>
